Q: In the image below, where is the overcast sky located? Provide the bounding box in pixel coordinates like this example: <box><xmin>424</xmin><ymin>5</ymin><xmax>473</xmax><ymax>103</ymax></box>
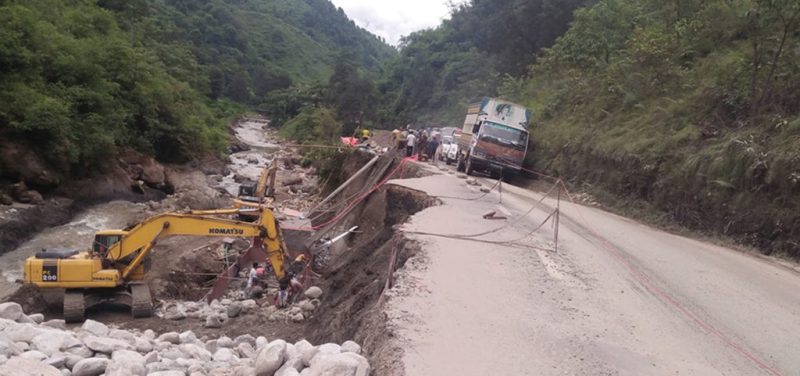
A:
<box><xmin>330</xmin><ymin>0</ymin><xmax>455</xmax><ymax>46</ymax></box>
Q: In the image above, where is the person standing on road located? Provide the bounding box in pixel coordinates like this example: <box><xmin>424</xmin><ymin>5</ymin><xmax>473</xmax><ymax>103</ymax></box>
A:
<box><xmin>398</xmin><ymin>129</ymin><xmax>408</xmax><ymax>151</ymax></box>
<box><xmin>417</xmin><ymin>131</ymin><xmax>428</xmax><ymax>160</ymax></box>
<box><xmin>428</xmin><ymin>130</ymin><xmax>440</xmax><ymax>164</ymax></box>
<box><xmin>406</xmin><ymin>131</ymin><xmax>416</xmax><ymax>157</ymax></box>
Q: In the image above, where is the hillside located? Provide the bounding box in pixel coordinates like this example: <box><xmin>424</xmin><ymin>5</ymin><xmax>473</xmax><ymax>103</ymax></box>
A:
<box><xmin>509</xmin><ymin>0</ymin><xmax>800</xmax><ymax>258</ymax></box>
<box><xmin>0</xmin><ymin>0</ymin><xmax>395</xmax><ymax>186</ymax></box>
<box><xmin>380</xmin><ymin>0</ymin><xmax>800</xmax><ymax>258</ymax></box>
<box><xmin>378</xmin><ymin>0</ymin><xmax>587</xmax><ymax>125</ymax></box>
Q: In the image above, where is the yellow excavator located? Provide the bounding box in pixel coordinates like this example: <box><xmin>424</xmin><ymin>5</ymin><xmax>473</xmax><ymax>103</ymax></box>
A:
<box><xmin>234</xmin><ymin>160</ymin><xmax>277</xmax><ymax>221</ymax></box>
<box><xmin>23</xmin><ymin>206</ymin><xmax>288</xmax><ymax>322</ymax></box>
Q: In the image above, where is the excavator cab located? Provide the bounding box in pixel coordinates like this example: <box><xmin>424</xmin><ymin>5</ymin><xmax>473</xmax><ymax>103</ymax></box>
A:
<box><xmin>93</xmin><ymin>232</ymin><xmax>122</xmax><ymax>255</ymax></box>
<box><xmin>238</xmin><ymin>181</ymin><xmax>258</xmax><ymax>202</ymax></box>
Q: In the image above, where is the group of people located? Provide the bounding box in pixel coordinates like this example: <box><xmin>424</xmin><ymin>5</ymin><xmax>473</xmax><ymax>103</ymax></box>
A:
<box><xmin>245</xmin><ymin>254</ymin><xmax>307</xmax><ymax>308</ymax></box>
<box><xmin>393</xmin><ymin>127</ymin><xmax>442</xmax><ymax>160</ymax></box>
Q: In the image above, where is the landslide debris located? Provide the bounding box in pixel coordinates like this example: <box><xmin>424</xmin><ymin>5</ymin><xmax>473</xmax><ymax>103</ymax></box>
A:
<box><xmin>0</xmin><ymin>301</ymin><xmax>371</xmax><ymax>376</ymax></box>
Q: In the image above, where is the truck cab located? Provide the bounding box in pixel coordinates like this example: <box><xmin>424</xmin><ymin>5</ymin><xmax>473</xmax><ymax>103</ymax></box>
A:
<box><xmin>456</xmin><ymin>97</ymin><xmax>531</xmax><ymax>179</ymax></box>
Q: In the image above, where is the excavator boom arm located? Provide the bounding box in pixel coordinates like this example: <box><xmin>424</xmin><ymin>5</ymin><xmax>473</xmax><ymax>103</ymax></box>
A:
<box><xmin>107</xmin><ymin>209</ymin><xmax>283</xmax><ymax>280</ymax></box>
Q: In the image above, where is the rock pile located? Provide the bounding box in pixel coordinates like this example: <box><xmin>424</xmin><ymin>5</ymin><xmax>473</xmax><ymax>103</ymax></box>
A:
<box><xmin>156</xmin><ymin>287</ymin><xmax>324</xmax><ymax>326</ymax></box>
<box><xmin>0</xmin><ymin>302</ymin><xmax>369</xmax><ymax>376</ymax></box>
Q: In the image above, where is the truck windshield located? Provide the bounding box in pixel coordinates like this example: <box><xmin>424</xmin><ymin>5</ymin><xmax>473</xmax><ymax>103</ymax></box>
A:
<box><xmin>480</xmin><ymin>122</ymin><xmax>527</xmax><ymax>151</ymax></box>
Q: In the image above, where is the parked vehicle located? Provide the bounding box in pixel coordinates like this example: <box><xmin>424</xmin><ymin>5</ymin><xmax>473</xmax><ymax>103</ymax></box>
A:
<box><xmin>440</xmin><ymin>135</ymin><xmax>458</xmax><ymax>164</ymax></box>
<box><xmin>455</xmin><ymin>97</ymin><xmax>531</xmax><ymax>179</ymax></box>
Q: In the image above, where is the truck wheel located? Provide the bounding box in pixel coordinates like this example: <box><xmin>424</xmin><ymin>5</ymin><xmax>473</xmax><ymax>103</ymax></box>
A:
<box><xmin>445</xmin><ymin>158</ymin><xmax>452</xmax><ymax>166</ymax></box>
<box><xmin>465</xmin><ymin>157</ymin><xmax>474</xmax><ymax>176</ymax></box>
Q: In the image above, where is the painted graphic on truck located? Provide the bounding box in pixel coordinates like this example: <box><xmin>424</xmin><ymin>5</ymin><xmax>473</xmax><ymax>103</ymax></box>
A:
<box><xmin>479</xmin><ymin>97</ymin><xmax>532</xmax><ymax>130</ymax></box>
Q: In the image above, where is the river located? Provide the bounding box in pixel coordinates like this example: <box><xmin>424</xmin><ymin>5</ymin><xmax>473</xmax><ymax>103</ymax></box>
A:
<box><xmin>0</xmin><ymin>119</ymin><xmax>276</xmax><ymax>299</ymax></box>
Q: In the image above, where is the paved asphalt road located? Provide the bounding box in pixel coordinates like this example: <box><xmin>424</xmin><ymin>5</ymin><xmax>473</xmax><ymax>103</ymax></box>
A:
<box><xmin>384</xmin><ymin>161</ymin><xmax>800</xmax><ymax>376</ymax></box>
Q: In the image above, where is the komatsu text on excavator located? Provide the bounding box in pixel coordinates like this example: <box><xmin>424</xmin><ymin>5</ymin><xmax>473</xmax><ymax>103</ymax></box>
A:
<box><xmin>23</xmin><ymin>206</ymin><xmax>288</xmax><ymax>322</ymax></box>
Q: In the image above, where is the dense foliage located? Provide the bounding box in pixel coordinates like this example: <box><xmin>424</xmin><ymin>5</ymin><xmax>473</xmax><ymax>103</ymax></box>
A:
<box><xmin>377</xmin><ymin>0</ymin><xmax>588</xmax><ymax>126</ymax></box>
<box><xmin>505</xmin><ymin>0</ymin><xmax>800</xmax><ymax>256</ymax></box>
<box><xmin>261</xmin><ymin>56</ymin><xmax>378</xmax><ymax>139</ymax></box>
<box><xmin>368</xmin><ymin>0</ymin><xmax>800</xmax><ymax>256</ymax></box>
<box><xmin>0</xmin><ymin>0</ymin><xmax>394</xmax><ymax>174</ymax></box>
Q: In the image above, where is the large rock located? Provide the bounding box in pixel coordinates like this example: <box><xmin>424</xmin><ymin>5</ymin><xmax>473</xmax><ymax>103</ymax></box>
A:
<box><xmin>180</xmin><ymin>344</ymin><xmax>213</xmax><ymax>362</ymax></box>
<box><xmin>237</xmin><ymin>342</ymin><xmax>257</xmax><ymax>359</ymax></box>
<box><xmin>109</xmin><ymin>329</ymin><xmax>137</xmax><ymax>345</ymax></box>
<box><xmin>106</xmin><ymin>349</ymin><xmax>146</xmax><ymax>376</ymax></box>
<box><xmin>0</xmin><ymin>356</ymin><xmax>61</xmax><ymax>376</ymax></box>
<box><xmin>316</xmin><ymin>344</ymin><xmax>341</xmax><ymax>356</ymax></box>
<box><xmin>4</xmin><ymin>324</ymin><xmax>47</xmax><ymax>343</ymax></box>
<box><xmin>303</xmin><ymin>287</ymin><xmax>323</xmax><ymax>300</ymax></box>
<box><xmin>179</xmin><ymin>330</ymin><xmax>198</xmax><ymax>344</ymax></box>
<box><xmin>27</xmin><ymin>313</ymin><xmax>44</xmax><ymax>324</ymax></box>
<box><xmin>16</xmin><ymin>314</ymin><xmax>36</xmax><ymax>324</ymax></box>
<box><xmin>45</xmin><ymin>353</ymin><xmax>66</xmax><ymax>368</ymax></box>
<box><xmin>80</xmin><ymin>320</ymin><xmax>109</xmax><ymax>337</ymax></box>
<box><xmin>18</xmin><ymin>190</ymin><xmax>44</xmax><ymax>204</ymax></box>
<box><xmin>31</xmin><ymin>332</ymin><xmax>81</xmax><ymax>356</ymax></box>
<box><xmin>234</xmin><ymin>334</ymin><xmax>256</xmax><ymax>348</ymax></box>
<box><xmin>340</xmin><ymin>341</ymin><xmax>361</xmax><ymax>355</ymax></box>
<box><xmin>275</xmin><ymin>367</ymin><xmax>300</xmax><ymax>376</ymax></box>
<box><xmin>0</xmin><ymin>141</ymin><xmax>61</xmax><ymax>188</ymax></box>
<box><xmin>0</xmin><ymin>302</ymin><xmax>23</xmax><ymax>321</ymax></box>
<box><xmin>227</xmin><ymin>303</ymin><xmax>243</xmax><ymax>318</ymax></box>
<box><xmin>148</xmin><ymin>371</ymin><xmax>185</xmax><ymax>376</ymax></box>
<box><xmin>296</xmin><ymin>300</ymin><xmax>315</xmax><ymax>312</ymax></box>
<box><xmin>65</xmin><ymin>354</ymin><xmax>85</xmax><ymax>369</ymax></box>
<box><xmin>217</xmin><ymin>336</ymin><xmax>233</xmax><ymax>348</ymax></box>
<box><xmin>205</xmin><ymin>315</ymin><xmax>222</xmax><ymax>328</ymax></box>
<box><xmin>276</xmin><ymin>355</ymin><xmax>303</xmax><ymax>374</ymax></box>
<box><xmin>157</xmin><ymin>332</ymin><xmax>180</xmax><ymax>344</ymax></box>
<box><xmin>0</xmin><ymin>337</ymin><xmax>22</xmax><ymax>357</ymax></box>
<box><xmin>134</xmin><ymin>338</ymin><xmax>153</xmax><ymax>353</ymax></box>
<box><xmin>254</xmin><ymin>340</ymin><xmax>287</xmax><ymax>376</ymax></box>
<box><xmin>65</xmin><ymin>346</ymin><xmax>93</xmax><ymax>358</ymax></box>
<box><xmin>83</xmin><ymin>336</ymin><xmax>133</xmax><ymax>354</ymax></box>
<box><xmin>213</xmin><ymin>348</ymin><xmax>239</xmax><ymax>363</ymax></box>
<box><xmin>255</xmin><ymin>337</ymin><xmax>269</xmax><ymax>350</ymax></box>
<box><xmin>231</xmin><ymin>366</ymin><xmax>256</xmax><ymax>376</ymax></box>
<box><xmin>307</xmin><ymin>352</ymin><xmax>370</xmax><ymax>376</ymax></box>
<box><xmin>143</xmin><ymin>351</ymin><xmax>158</xmax><ymax>365</ymax></box>
<box><xmin>241</xmin><ymin>300</ymin><xmax>258</xmax><ymax>312</ymax></box>
<box><xmin>20</xmin><ymin>350</ymin><xmax>48</xmax><ymax>361</ymax></box>
<box><xmin>41</xmin><ymin>319</ymin><xmax>66</xmax><ymax>330</ymax></box>
<box><xmin>159</xmin><ymin>348</ymin><xmax>186</xmax><ymax>360</ymax></box>
<box><xmin>119</xmin><ymin>149</ymin><xmax>166</xmax><ymax>188</ymax></box>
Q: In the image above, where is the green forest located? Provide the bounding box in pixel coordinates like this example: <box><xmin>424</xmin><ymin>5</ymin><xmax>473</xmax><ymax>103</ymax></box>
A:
<box><xmin>0</xmin><ymin>0</ymin><xmax>393</xmax><ymax>174</ymax></box>
<box><xmin>1</xmin><ymin>0</ymin><xmax>798</xmax><ymax>256</ymax></box>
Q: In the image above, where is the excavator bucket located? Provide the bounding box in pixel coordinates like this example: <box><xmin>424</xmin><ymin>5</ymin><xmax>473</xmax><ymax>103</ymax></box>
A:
<box><xmin>206</xmin><ymin>228</ymin><xmax>312</xmax><ymax>302</ymax></box>
<box><xmin>207</xmin><ymin>238</ymin><xmax>269</xmax><ymax>302</ymax></box>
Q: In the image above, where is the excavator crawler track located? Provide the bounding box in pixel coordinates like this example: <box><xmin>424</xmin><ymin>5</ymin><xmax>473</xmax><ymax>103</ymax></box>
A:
<box><xmin>130</xmin><ymin>284</ymin><xmax>153</xmax><ymax>318</ymax></box>
<box><xmin>63</xmin><ymin>290</ymin><xmax>85</xmax><ymax>323</ymax></box>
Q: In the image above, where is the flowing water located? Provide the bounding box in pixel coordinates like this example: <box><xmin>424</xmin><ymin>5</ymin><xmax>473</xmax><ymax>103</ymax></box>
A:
<box><xmin>0</xmin><ymin>120</ymin><xmax>275</xmax><ymax>299</ymax></box>
<box><xmin>219</xmin><ymin>120</ymin><xmax>280</xmax><ymax>196</ymax></box>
